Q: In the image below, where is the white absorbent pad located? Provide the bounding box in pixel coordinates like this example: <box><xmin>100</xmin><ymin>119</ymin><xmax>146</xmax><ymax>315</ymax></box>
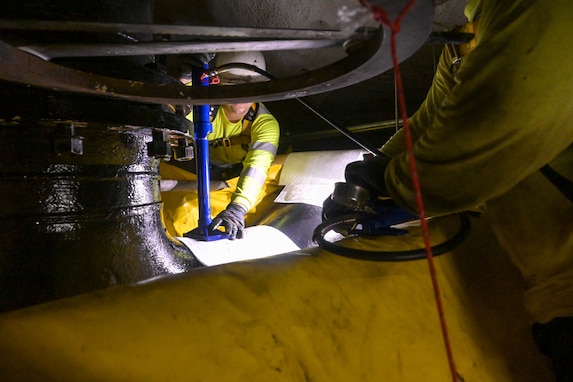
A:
<box><xmin>177</xmin><ymin>225</ymin><xmax>301</xmax><ymax>266</ymax></box>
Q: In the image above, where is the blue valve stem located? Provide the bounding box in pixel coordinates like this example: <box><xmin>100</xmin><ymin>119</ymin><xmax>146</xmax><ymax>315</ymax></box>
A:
<box><xmin>193</xmin><ymin>65</ymin><xmax>213</xmax><ymax>237</ymax></box>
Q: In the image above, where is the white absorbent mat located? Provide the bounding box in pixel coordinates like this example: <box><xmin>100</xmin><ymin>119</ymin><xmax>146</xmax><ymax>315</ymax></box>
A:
<box><xmin>275</xmin><ymin>149</ymin><xmax>366</xmax><ymax>206</ymax></box>
<box><xmin>177</xmin><ymin>225</ymin><xmax>301</xmax><ymax>266</ymax></box>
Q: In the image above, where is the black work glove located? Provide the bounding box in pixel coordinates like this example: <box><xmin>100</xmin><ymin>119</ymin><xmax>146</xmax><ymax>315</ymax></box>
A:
<box><xmin>209</xmin><ymin>203</ymin><xmax>247</xmax><ymax>240</ymax></box>
<box><xmin>344</xmin><ymin>154</ymin><xmax>391</xmax><ymax>197</ymax></box>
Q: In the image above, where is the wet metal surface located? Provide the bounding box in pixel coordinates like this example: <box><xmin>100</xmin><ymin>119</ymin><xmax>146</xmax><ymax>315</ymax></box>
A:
<box><xmin>0</xmin><ymin>121</ymin><xmax>198</xmax><ymax>312</ymax></box>
<box><xmin>255</xmin><ymin>203</ymin><xmax>324</xmax><ymax>249</ymax></box>
<box><xmin>0</xmin><ymin>0</ymin><xmax>199</xmax><ymax>313</ymax></box>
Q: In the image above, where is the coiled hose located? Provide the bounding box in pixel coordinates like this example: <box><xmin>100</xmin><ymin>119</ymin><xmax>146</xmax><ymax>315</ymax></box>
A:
<box><xmin>312</xmin><ymin>212</ymin><xmax>472</xmax><ymax>261</ymax></box>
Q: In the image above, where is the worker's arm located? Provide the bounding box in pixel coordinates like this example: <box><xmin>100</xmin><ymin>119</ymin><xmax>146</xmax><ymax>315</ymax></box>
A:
<box><xmin>381</xmin><ymin>45</ymin><xmax>458</xmax><ymax>158</ymax></box>
<box><xmin>385</xmin><ymin>0</ymin><xmax>573</xmax><ymax>215</ymax></box>
<box><xmin>231</xmin><ymin>111</ymin><xmax>280</xmax><ymax>211</ymax></box>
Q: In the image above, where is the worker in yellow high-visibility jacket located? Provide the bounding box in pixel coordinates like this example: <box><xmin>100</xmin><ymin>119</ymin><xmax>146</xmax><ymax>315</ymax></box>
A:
<box><xmin>165</xmin><ymin>51</ymin><xmax>280</xmax><ymax>239</ymax></box>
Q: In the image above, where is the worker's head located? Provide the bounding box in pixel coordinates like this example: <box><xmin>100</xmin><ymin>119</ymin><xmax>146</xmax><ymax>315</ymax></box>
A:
<box><xmin>178</xmin><ymin>51</ymin><xmax>267</xmax><ymax>116</ymax></box>
<box><xmin>221</xmin><ymin>103</ymin><xmax>253</xmax><ymax>120</ymax></box>
<box><xmin>214</xmin><ymin>51</ymin><xmax>268</xmax><ymax>85</ymax></box>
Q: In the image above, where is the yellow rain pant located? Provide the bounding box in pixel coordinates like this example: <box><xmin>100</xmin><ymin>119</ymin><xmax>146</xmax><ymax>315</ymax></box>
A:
<box><xmin>159</xmin><ymin>161</ymin><xmax>284</xmax><ymax>237</ymax></box>
<box><xmin>0</xmin><ymin>213</ymin><xmax>553</xmax><ymax>381</ymax></box>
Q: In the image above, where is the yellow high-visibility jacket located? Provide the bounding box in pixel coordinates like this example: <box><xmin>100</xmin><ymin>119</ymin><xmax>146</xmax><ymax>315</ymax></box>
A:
<box><xmin>159</xmin><ymin>103</ymin><xmax>280</xmax><ymax>237</ymax></box>
<box><xmin>208</xmin><ymin>103</ymin><xmax>280</xmax><ymax>211</ymax></box>
<box><xmin>382</xmin><ymin>0</ymin><xmax>573</xmax><ymax>324</ymax></box>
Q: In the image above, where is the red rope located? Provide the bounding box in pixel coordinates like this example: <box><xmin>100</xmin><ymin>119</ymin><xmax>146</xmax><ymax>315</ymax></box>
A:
<box><xmin>358</xmin><ymin>1</ymin><xmax>460</xmax><ymax>381</ymax></box>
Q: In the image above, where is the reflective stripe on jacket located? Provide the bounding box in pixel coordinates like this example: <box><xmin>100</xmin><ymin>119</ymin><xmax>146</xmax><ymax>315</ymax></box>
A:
<box><xmin>209</xmin><ymin>103</ymin><xmax>279</xmax><ymax>211</ymax></box>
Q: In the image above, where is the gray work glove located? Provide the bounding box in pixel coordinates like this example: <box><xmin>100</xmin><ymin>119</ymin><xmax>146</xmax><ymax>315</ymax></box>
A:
<box><xmin>209</xmin><ymin>203</ymin><xmax>247</xmax><ymax>240</ymax></box>
<box><xmin>344</xmin><ymin>154</ymin><xmax>391</xmax><ymax>197</ymax></box>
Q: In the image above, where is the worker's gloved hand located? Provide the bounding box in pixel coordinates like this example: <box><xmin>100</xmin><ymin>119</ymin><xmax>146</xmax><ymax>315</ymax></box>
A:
<box><xmin>209</xmin><ymin>203</ymin><xmax>247</xmax><ymax>240</ymax></box>
<box><xmin>345</xmin><ymin>154</ymin><xmax>391</xmax><ymax>197</ymax></box>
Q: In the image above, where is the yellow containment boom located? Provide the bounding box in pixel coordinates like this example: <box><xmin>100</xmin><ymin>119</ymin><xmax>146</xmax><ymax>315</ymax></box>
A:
<box><xmin>0</xmin><ymin>214</ymin><xmax>552</xmax><ymax>381</ymax></box>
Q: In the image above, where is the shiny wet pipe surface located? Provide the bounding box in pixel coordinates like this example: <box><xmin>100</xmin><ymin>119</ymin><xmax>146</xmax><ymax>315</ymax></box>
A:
<box><xmin>0</xmin><ymin>0</ymin><xmax>198</xmax><ymax>312</ymax></box>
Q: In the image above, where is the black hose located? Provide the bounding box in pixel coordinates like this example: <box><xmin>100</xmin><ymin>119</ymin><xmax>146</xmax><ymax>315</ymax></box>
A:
<box><xmin>312</xmin><ymin>212</ymin><xmax>472</xmax><ymax>261</ymax></box>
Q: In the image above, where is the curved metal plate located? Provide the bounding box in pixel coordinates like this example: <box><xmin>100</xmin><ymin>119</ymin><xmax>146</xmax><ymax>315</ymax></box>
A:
<box><xmin>0</xmin><ymin>20</ymin><xmax>348</xmax><ymax>40</ymax></box>
<box><xmin>0</xmin><ymin>0</ymin><xmax>433</xmax><ymax>105</ymax></box>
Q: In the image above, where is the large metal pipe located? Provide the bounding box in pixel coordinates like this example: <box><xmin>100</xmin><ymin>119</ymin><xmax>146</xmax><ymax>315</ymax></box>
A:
<box><xmin>0</xmin><ymin>0</ymin><xmax>199</xmax><ymax>312</ymax></box>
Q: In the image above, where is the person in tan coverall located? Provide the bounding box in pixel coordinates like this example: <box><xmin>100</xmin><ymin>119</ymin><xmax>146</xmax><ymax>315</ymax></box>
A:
<box><xmin>345</xmin><ymin>1</ymin><xmax>573</xmax><ymax>379</ymax></box>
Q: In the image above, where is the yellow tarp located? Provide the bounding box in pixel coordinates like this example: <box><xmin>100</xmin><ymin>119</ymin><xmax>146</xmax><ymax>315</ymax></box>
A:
<box><xmin>159</xmin><ymin>161</ymin><xmax>284</xmax><ymax>237</ymax></box>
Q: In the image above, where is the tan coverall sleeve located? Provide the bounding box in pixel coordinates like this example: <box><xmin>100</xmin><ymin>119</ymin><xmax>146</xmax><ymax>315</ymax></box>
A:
<box><xmin>381</xmin><ymin>46</ymin><xmax>457</xmax><ymax>158</ymax></box>
<box><xmin>384</xmin><ymin>0</ymin><xmax>573</xmax><ymax>216</ymax></box>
